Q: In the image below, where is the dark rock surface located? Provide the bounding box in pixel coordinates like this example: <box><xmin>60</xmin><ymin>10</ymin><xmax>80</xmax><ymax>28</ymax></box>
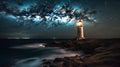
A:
<box><xmin>43</xmin><ymin>39</ymin><xmax>120</xmax><ymax>67</ymax></box>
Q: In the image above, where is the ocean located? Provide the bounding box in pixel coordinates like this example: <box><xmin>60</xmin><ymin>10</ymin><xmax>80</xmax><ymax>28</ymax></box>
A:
<box><xmin>0</xmin><ymin>39</ymin><xmax>80</xmax><ymax>67</ymax></box>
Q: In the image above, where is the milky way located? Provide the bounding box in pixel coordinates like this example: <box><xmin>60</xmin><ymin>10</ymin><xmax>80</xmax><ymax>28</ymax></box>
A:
<box><xmin>0</xmin><ymin>0</ymin><xmax>96</xmax><ymax>28</ymax></box>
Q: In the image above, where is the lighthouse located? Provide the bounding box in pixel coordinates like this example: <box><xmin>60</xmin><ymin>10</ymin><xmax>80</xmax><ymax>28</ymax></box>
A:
<box><xmin>76</xmin><ymin>20</ymin><xmax>85</xmax><ymax>40</ymax></box>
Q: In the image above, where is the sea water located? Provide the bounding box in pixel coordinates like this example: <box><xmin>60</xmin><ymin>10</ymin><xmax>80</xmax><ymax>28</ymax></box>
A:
<box><xmin>0</xmin><ymin>39</ymin><xmax>80</xmax><ymax>67</ymax></box>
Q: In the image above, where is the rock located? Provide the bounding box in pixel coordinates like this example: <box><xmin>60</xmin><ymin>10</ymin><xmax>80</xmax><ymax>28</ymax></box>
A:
<box><xmin>53</xmin><ymin>58</ymin><xmax>64</xmax><ymax>63</ymax></box>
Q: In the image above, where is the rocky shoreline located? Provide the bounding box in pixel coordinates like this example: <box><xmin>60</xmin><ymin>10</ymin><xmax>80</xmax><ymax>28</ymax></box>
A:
<box><xmin>41</xmin><ymin>39</ymin><xmax>120</xmax><ymax>67</ymax></box>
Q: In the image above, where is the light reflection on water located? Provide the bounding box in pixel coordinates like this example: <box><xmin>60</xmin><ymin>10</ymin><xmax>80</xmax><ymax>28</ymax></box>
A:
<box><xmin>1</xmin><ymin>43</ymin><xmax>81</xmax><ymax>67</ymax></box>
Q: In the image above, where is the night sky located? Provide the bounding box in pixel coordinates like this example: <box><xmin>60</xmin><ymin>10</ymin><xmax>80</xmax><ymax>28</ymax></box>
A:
<box><xmin>0</xmin><ymin>0</ymin><xmax>120</xmax><ymax>39</ymax></box>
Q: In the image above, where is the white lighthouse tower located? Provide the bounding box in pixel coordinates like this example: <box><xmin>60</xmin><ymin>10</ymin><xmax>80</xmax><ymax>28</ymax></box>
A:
<box><xmin>76</xmin><ymin>20</ymin><xmax>85</xmax><ymax>40</ymax></box>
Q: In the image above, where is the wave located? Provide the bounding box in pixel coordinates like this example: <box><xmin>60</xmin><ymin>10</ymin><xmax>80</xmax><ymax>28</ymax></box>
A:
<box><xmin>11</xmin><ymin>43</ymin><xmax>81</xmax><ymax>67</ymax></box>
<box><xmin>10</xmin><ymin>43</ymin><xmax>46</xmax><ymax>49</ymax></box>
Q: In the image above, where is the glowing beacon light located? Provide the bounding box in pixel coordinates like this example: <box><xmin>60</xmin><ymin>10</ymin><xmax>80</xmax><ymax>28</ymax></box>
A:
<box><xmin>76</xmin><ymin>20</ymin><xmax>85</xmax><ymax>40</ymax></box>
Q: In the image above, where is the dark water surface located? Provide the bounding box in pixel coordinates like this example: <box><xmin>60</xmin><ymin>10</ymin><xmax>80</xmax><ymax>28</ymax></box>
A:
<box><xmin>0</xmin><ymin>39</ymin><xmax>79</xmax><ymax>67</ymax></box>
